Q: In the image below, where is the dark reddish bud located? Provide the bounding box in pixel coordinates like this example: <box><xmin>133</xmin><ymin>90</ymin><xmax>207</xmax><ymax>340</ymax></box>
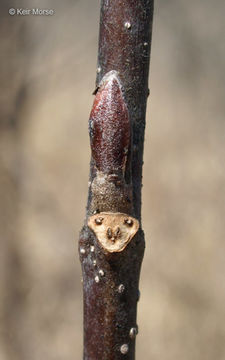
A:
<box><xmin>89</xmin><ymin>71</ymin><xmax>130</xmax><ymax>174</ymax></box>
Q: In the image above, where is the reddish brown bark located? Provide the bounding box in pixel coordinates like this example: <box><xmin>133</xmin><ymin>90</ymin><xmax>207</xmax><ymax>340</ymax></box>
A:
<box><xmin>79</xmin><ymin>1</ymin><xmax>154</xmax><ymax>359</ymax></box>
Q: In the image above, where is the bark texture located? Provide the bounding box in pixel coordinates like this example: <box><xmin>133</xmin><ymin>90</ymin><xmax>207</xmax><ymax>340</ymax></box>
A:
<box><xmin>79</xmin><ymin>1</ymin><xmax>154</xmax><ymax>359</ymax></box>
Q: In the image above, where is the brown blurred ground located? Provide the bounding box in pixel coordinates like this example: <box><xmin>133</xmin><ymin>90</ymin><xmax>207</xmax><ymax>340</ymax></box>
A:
<box><xmin>0</xmin><ymin>0</ymin><xmax>224</xmax><ymax>359</ymax></box>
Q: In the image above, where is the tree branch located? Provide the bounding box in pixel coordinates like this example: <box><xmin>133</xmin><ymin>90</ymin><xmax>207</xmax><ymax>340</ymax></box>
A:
<box><xmin>79</xmin><ymin>1</ymin><xmax>154</xmax><ymax>358</ymax></box>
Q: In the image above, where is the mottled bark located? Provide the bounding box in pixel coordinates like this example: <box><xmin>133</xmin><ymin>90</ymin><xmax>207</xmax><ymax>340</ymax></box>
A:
<box><xmin>79</xmin><ymin>0</ymin><xmax>154</xmax><ymax>359</ymax></box>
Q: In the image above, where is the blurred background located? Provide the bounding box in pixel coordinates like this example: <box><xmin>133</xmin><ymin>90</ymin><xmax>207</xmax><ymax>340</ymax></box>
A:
<box><xmin>0</xmin><ymin>0</ymin><xmax>224</xmax><ymax>359</ymax></box>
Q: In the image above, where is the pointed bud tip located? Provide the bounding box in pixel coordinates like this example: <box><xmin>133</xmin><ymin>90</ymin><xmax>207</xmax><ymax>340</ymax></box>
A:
<box><xmin>98</xmin><ymin>70</ymin><xmax>121</xmax><ymax>90</ymax></box>
<box><xmin>89</xmin><ymin>70</ymin><xmax>130</xmax><ymax>174</ymax></box>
